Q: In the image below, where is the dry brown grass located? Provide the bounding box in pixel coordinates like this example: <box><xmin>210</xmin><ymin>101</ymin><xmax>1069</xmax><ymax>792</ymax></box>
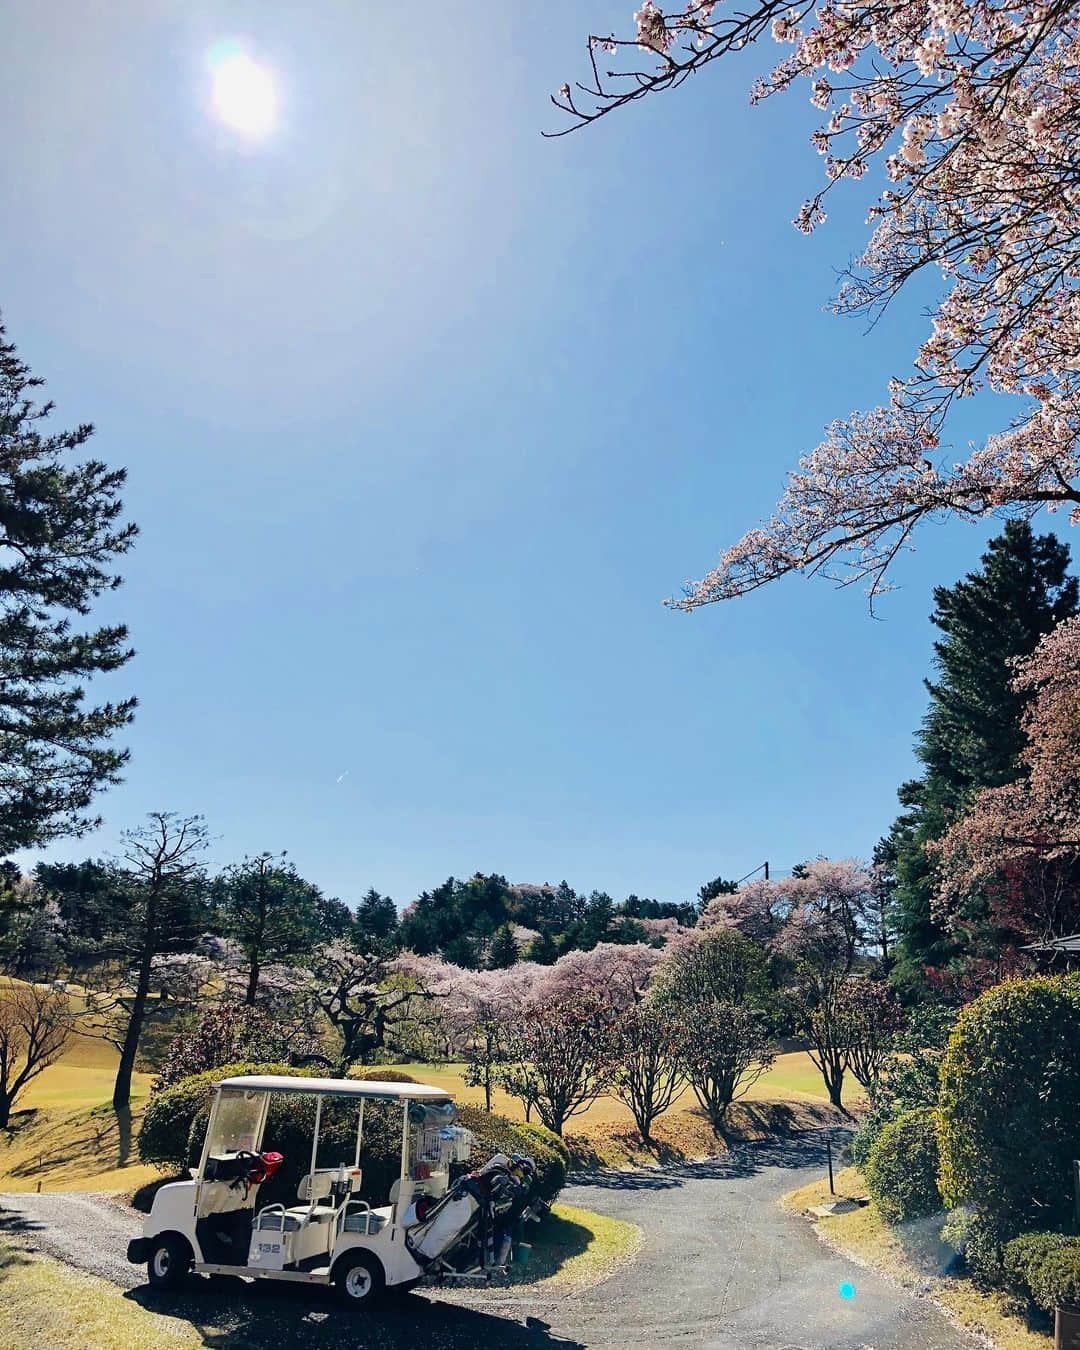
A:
<box><xmin>566</xmin><ymin>1098</ymin><xmax>840</xmax><ymax>1169</ymax></box>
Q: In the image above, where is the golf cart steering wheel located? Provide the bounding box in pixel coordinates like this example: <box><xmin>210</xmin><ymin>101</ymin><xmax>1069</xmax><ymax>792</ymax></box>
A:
<box><xmin>229</xmin><ymin>1149</ymin><xmax>264</xmax><ymax>1189</ymax></box>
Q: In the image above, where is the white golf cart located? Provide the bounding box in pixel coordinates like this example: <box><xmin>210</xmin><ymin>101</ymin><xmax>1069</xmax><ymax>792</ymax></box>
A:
<box><xmin>127</xmin><ymin>1074</ymin><xmax>545</xmax><ymax>1306</ymax></box>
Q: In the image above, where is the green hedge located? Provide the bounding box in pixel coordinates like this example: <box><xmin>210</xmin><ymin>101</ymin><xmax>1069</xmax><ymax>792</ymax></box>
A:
<box><xmin>455</xmin><ymin>1104</ymin><xmax>566</xmax><ymax>1201</ymax></box>
<box><xmin>1004</xmin><ymin>1233</ymin><xmax>1080</xmax><ymax>1312</ymax></box>
<box><xmin>938</xmin><ymin>975</ymin><xmax>1080</xmax><ymax>1241</ymax></box>
<box><xmin>138</xmin><ymin>1061</ymin><xmax>305</xmax><ymax>1170</ymax></box>
<box><xmin>137</xmin><ymin>1064</ymin><xmax>566</xmax><ymax>1210</ymax></box>
<box><xmin>348</xmin><ymin>1067</ymin><xmax>418</xmax><ymax>1083</ymax></box>
<box><xmin>863</xmin><ymin>1107</ymin><xmax>942</xmax><ymax>1226</ymax></box>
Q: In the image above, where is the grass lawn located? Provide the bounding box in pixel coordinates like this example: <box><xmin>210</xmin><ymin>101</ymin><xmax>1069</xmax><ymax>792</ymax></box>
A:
<box><xmin>395</xmin><ymin>1049</ymin><xmax>860</xmax><ymax>1126</ymax></box>
<box><xmin>783</xmin><ymin>1168</ymin><xmax>1051</xmax><ymax>1350</ymax></box>
<box><xmin>0</xmin><ymin>1033</ymin><xmax>158</xmax><ymax>1194</ymax></box>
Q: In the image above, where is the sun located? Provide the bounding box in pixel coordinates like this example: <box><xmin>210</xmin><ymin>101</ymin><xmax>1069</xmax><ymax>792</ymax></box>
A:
<box><xmin>208</xmin><ymin>42</ymin><xmax>278</xmax><ymax>140</ymax></box>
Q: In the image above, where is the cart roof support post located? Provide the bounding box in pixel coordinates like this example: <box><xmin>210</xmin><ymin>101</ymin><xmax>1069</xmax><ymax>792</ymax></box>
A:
<box><xmin>309</xmin><ymin>1094</ymin><xmax>323</xmax><ymax>1185</ymax></box>
<box><xmin>399</xmin><ymin>1097</ymin><xmax>410</xmax><ymax>1205</ymax></box>
<box><xmin>354</xmin><ymin>1100</ymin><xmax>364</xmax><ymax>1170</ymax></box>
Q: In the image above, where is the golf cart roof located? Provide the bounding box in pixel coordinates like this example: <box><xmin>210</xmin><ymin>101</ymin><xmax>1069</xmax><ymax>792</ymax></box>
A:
<box><xmin>214</xmin><ymin>1074</ymin><xmax>453</xmax><ymax>1102</ymax></box>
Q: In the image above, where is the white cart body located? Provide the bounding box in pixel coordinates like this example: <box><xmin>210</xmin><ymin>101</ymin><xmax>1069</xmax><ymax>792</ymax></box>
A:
<box><xmin>133</xmin><ymin>1074</ymin><xmax>473</xmax><ymax>1296</ymax></box>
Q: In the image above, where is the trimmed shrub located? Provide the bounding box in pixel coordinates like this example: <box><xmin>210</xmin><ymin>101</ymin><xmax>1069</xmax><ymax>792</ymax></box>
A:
<box><xmin>1004</xmin><ymin>1233</ymin><xmax>1080</xmax><ymax>1312</ymax></box>
<box><xmin>938</xmin><ymin>975</ymin><xmax>1080</xmax><ymax>1241</ymax></box>
<box><xmin>138</xmin><ymin>1061</ymin><xmax>304</xmax><ymax>1170</ymax></box>
<box><xmin>516</xmin><ymin>1121</ymin><xmax>571</xmax><ymax>1169</ymax></box>
<box><xmin>455</xmin><ymin>1104</ymin><xmax>566</xmax><ymax>1201</ymax></box>
<box><xmin>851</xmin><ymin>1114</ymin><xmax>886</xmax><ymax>1170</ymax></box>
<box><xmin>940</xmin><ymin>1208</ymin><xmax>1011</xmax><ymax>1286</ymax></box>
<box><xmin>863</xmin><ymin>1107</ymin><xmax>942</xmax><ymax>1226</ymax></box>
<box><xmin>348</xmin><ymin>1067</ymin><xmax>417</xmax><ymax>1083</ymax></box>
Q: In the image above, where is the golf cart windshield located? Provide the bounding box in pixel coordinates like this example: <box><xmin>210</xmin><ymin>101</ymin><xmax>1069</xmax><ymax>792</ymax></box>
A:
<box><xmin>207</xmin><ymin>1087</ymin><xmax>265</xmax><ymax>1156</ymax></box>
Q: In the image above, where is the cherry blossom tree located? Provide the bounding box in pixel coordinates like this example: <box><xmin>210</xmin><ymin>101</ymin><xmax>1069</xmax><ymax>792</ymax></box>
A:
<box><xmin>530</xmin><ymin>941</ymin><xmax>662</xmax><ymax>1008</ymax></box>
<box><xmin>651</xmin><ymin>928</ymin><xmax>778</xmax><ymax>1123</ymax></box>
<box><xmin>676</xmin><ymin>999</ymin><xmax>774</xmax><ymax>1125</ymax></box>
<box><xmin>699</xmin><ymin>861</ymin><xmax>886</xmax><ymax>1106</ymax></box>
<box><xmin>553</xmin><ymin>2</ymin><xmax>1080</xmax><ymax>606</ymax></box>
<box><xmin>836</xmin><ymin>978</ymin><xmax>904</xmax><ymax>1093</ymax></box>
<box><xmin>703</xmin><ymin>859</ymin><xmax>876</xmax><ymax>970</ymax></box>
<box><xmin>609</xmin><ymin>999</ymin><xmax>687</xmax><ymax>1142</ymax></box>
<box><xmin>497</xmin><ymin>988</ymin><xmax>618</xmax><ymax>1135</ymax></box>
<box><xmin>935</xmin><ymin>616</ymin><xmax>1080</xmax><ymax>940</ymax></box>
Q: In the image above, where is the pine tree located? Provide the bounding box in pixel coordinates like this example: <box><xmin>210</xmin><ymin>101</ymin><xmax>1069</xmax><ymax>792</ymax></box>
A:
<box><xmin>890</xmin><ymin>522</ymin><xmax>1078</xmax><ymax>993</ymax></box>
<box><xmin>487</xmin><ymin>923</ymin><xmax>518</xmax><ymax>969</ymax></box>
<box><xmin>525</xmin><ymin>929</ymin><xmax>558</xmax><ymax>965</ymax></box>
<box><xmin>214</xmin><ymin>854</ymin><xmax>323</xmax><ymax>1004</ymax></box>
<box><xmin>0</xmin><ymin>322</ymin><xmax>136</xmax><ymax>853</ymax></box>
<box><xmin>354</xmin><ymin>887</ymin><xmax>399</xmax><ymax>950</ymax></box>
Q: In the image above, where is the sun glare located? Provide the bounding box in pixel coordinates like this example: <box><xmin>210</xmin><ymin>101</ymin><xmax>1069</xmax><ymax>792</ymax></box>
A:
<box><xmin>208</xmin><ymin>42</ymin><xmax>278</xmax><ymax>140</ymax></box>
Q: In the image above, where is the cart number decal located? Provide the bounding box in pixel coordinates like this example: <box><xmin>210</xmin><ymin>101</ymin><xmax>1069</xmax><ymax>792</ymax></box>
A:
<box><xmin>258</xmin><ymin>1243</ymin><xmax>282</xmax><ymax>1254</ymax></box>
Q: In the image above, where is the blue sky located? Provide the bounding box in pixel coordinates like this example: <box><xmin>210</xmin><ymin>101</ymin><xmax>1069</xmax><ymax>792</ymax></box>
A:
<box><xmin>3</xmin><ymin>2</ymin><xmax>1045</xmax><ymax>907</ymax></box>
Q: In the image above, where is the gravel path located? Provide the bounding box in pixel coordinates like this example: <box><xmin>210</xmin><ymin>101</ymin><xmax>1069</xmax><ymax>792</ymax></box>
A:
<box><xmin>0</xmin><ymin>1131</ymin><xmax>975</xmax><ymax>1349</ymax></box>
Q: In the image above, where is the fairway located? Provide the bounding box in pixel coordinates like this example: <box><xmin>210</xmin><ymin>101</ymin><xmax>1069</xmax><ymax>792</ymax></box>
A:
<box><xmin>393</xmin><ymin>1049</ymin><xmax>860</xmax><ymax>1131</ymax></box>
<box><xmin>1</xmin><ymin>1020</ymin><xmax>857</xmax><ymax>1196</ymax></box>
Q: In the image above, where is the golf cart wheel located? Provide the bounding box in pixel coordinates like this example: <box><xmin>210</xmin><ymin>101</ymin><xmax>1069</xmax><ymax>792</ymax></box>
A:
<box><xmin>333</xmin><ymin>1251</ymin><xmax>385</xmax><ymax>1306</ymax></box>
<box><xmin>147</xmin><ymin>1233</ymin><xmax>192</xmax><ymax>1290</ymax></box>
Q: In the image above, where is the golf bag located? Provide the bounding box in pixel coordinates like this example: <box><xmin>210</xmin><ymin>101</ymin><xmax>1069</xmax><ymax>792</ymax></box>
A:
<box><xmin>406</xmin><ymin>1152</ymin><xmax>547</xmax><ymax>1276</ymax></box>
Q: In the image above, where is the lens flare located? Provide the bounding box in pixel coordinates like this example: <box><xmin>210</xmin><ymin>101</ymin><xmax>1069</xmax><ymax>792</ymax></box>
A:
<box><xmin>838</xmin><ymin>1281</ymin><xmax>857</xmax><ymax>1301</ymax></box>
<box><xmin>208</xmin><ymin>41</ymin><xmax>278</xmax><ymax>139</ymax></box>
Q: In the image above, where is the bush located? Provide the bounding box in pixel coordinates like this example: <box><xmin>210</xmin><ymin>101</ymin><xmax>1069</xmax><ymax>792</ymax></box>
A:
<box><xmin>138</xmin><ymin>1061</ymin><xmax>303</xmax><ymax>1170</ymax></box>
<box><xmin>348</xmin><ymin>1067</ymin><xmax>417</xmax><ymax>1083</ymax></box>
<box><xmin>940</xmin><ymin>1208</ymin><xmax>1010</xmax><ymax>1286</ymax></box>
<box><xmin>938</xmin><ymin>975</ymin><xmax>1080</xmax><ymax>1242</ymax></box>
<box><xmin>516</xmin><ymin>1121</ymin><xmax>571</xmax><ymax>1168</ymax></box>
<box><xmin>1004</xmin><ymin>1233</ymin><xmax>1080</xmax><ymax>1311</ymax></box>
<box><xmin>852</xmin><ymin>1005</ymin><xmax>957</xmax><ymax>1169</ymax></box>
<box><xmin>863</xmin><ymin>1107</ymin><xmax>942</xmax><ymax>1226</ymax></box>
<box><xmin>455</xmin><ymin>1104</ymin><xmax>566</xmax><ymax>1201</ymax></box>
<box><xmin>851</xmin><ymin>1114</ymin><xmax>886</xmax><ymax>1170</ymax></box>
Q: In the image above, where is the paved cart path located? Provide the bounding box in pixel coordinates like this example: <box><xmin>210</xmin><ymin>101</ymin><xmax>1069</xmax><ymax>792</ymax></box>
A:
<box><xmin>0</xmin><ymin>1131</ymin><xmax>974</xmax><ymax>1349</ymax></box>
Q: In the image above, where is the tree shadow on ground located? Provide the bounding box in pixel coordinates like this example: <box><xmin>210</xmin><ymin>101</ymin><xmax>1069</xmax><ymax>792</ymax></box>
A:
<box><xmin>126</xmin><ymin>1277</ymin><xmax>585</xmax><ymax>1349</ymax></box>
<box><xmin>0</xmin><ymin>1208</ymin><xmax>46</xmax><ymax>1239</ymax></box>
<box><xmin>568</xmin><ymin>1126</ymin><xmax>854</xmax><ymax>1192</ymax></box>
<box><xmin>4</xmin><ymin>1103</ymin><xmax>139</xmax><ymax>1184</ymax></box>
<box><xmin>501</xmin><ymin>1206</ymin><xmax>592</xmax><ymax>1286</ymax></box>
<box><xmin>0</xmin><ymin>1235</ymin><xmax>32</xmax><ymax>1285</ymax></box>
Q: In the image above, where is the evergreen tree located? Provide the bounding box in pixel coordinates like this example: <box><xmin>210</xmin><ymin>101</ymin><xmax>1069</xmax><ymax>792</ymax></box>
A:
<box><xmin>525</xmin><ymin>929</ymin><xmax>558</xmax><ymax>965</ymax></box>
<box><xmin>214</xmin><ymin>854</ymin><xmax>322</xmax><ymax>1004</ymax></box>
<box><xmin>353</xmin><ymin>887</ymin><xmax>399</xmax><ymax>950</ymax></box>
<box><xmin>697</xmin><ymin>875</ymin><xmax>740</xmax><ymax>910</ymax></box>
<box><xmin>580</xmin><ymin>890</ymin><xmax>615</xmax><ymax>949</ymax></box>
<box><xmin>0</xmin><ymin>323</ymin><xmax>136</xmax><ymax>853</ymax></box>
<box><xmin>442</xmin><ymin>932</ymin><xmax>479</xmax><ymax>969</ymax></box>
<box><xmin>487</xmin><ymin>923</ymin><xmax>518</xmax><ymax>969</ymax></box>
<box><xmin>890</xmin><ymin>522</ymin><xmax>1078</xmax><ymax>993</ymax></box>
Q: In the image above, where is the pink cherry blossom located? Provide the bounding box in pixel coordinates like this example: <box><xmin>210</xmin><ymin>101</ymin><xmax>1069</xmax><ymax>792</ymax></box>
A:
<box><xmin>551</xmin><ymin>1</ymin><xmax>1080</xmax><ymax>604</ymax></box>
